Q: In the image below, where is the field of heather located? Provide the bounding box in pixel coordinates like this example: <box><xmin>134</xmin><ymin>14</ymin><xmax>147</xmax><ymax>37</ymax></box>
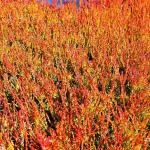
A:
<box><xmin>0</xmin><ymin>0</ymin><xmax>150</xmax><ymax>149</ymax></box>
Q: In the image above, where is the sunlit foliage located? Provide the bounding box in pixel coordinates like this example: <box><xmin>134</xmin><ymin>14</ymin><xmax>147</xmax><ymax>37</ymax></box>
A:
<box><xmin>0</xmin><ymin>0</ymin><xmax>150</xmax><ymax>149</ymax></box>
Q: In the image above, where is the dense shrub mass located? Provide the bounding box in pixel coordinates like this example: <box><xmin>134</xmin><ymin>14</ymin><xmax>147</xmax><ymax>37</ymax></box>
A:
<box><xmin>0</xmin><ymin>0</ymin><xmax>150</xmax><ymax>149</ymax></box>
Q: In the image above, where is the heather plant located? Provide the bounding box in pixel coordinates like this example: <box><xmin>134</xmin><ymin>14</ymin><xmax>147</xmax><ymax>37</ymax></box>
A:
<box><xmin>0</xmin><ymin>0</ymin><xmax>150</xmax><ymax>149</ymax></box>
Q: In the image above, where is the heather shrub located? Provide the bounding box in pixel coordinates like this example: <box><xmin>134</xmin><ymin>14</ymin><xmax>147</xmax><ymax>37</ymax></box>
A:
<box><xmin>0</xmin><ymin>0</ymin><xmax>150</xmax><ymax>149</ymax></box>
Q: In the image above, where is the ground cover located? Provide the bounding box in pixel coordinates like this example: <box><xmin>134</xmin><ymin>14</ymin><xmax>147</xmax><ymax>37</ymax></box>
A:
<box><xmin>0</xmin><ymin>0</ymin><xmax>150</xmax><ymax>149</ymax></box>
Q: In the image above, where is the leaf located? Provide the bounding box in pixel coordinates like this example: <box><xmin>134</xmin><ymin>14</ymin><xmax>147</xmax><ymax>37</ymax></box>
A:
<box><xmin>134</xmin><ymin>144</ymin><xmax>142</xmax><ymax>150</ymax></box>
<box><xmin>7</xmin><ymin>143</ymin><xmax>14</xmax><ymax>150</ymax></box>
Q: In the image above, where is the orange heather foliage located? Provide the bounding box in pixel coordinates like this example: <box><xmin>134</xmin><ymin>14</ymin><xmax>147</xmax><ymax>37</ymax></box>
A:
<box><xmin>0</xmin><ymin>0</ymin><xmax>150</xmax><ymax>149</ymax></box>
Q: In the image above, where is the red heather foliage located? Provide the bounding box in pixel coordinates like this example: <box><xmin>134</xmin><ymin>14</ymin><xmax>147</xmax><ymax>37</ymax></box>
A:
<box><xmin>0</xmin><ymin>0</ymin><xmax>150</xmax><ymax>149</ymax></box>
